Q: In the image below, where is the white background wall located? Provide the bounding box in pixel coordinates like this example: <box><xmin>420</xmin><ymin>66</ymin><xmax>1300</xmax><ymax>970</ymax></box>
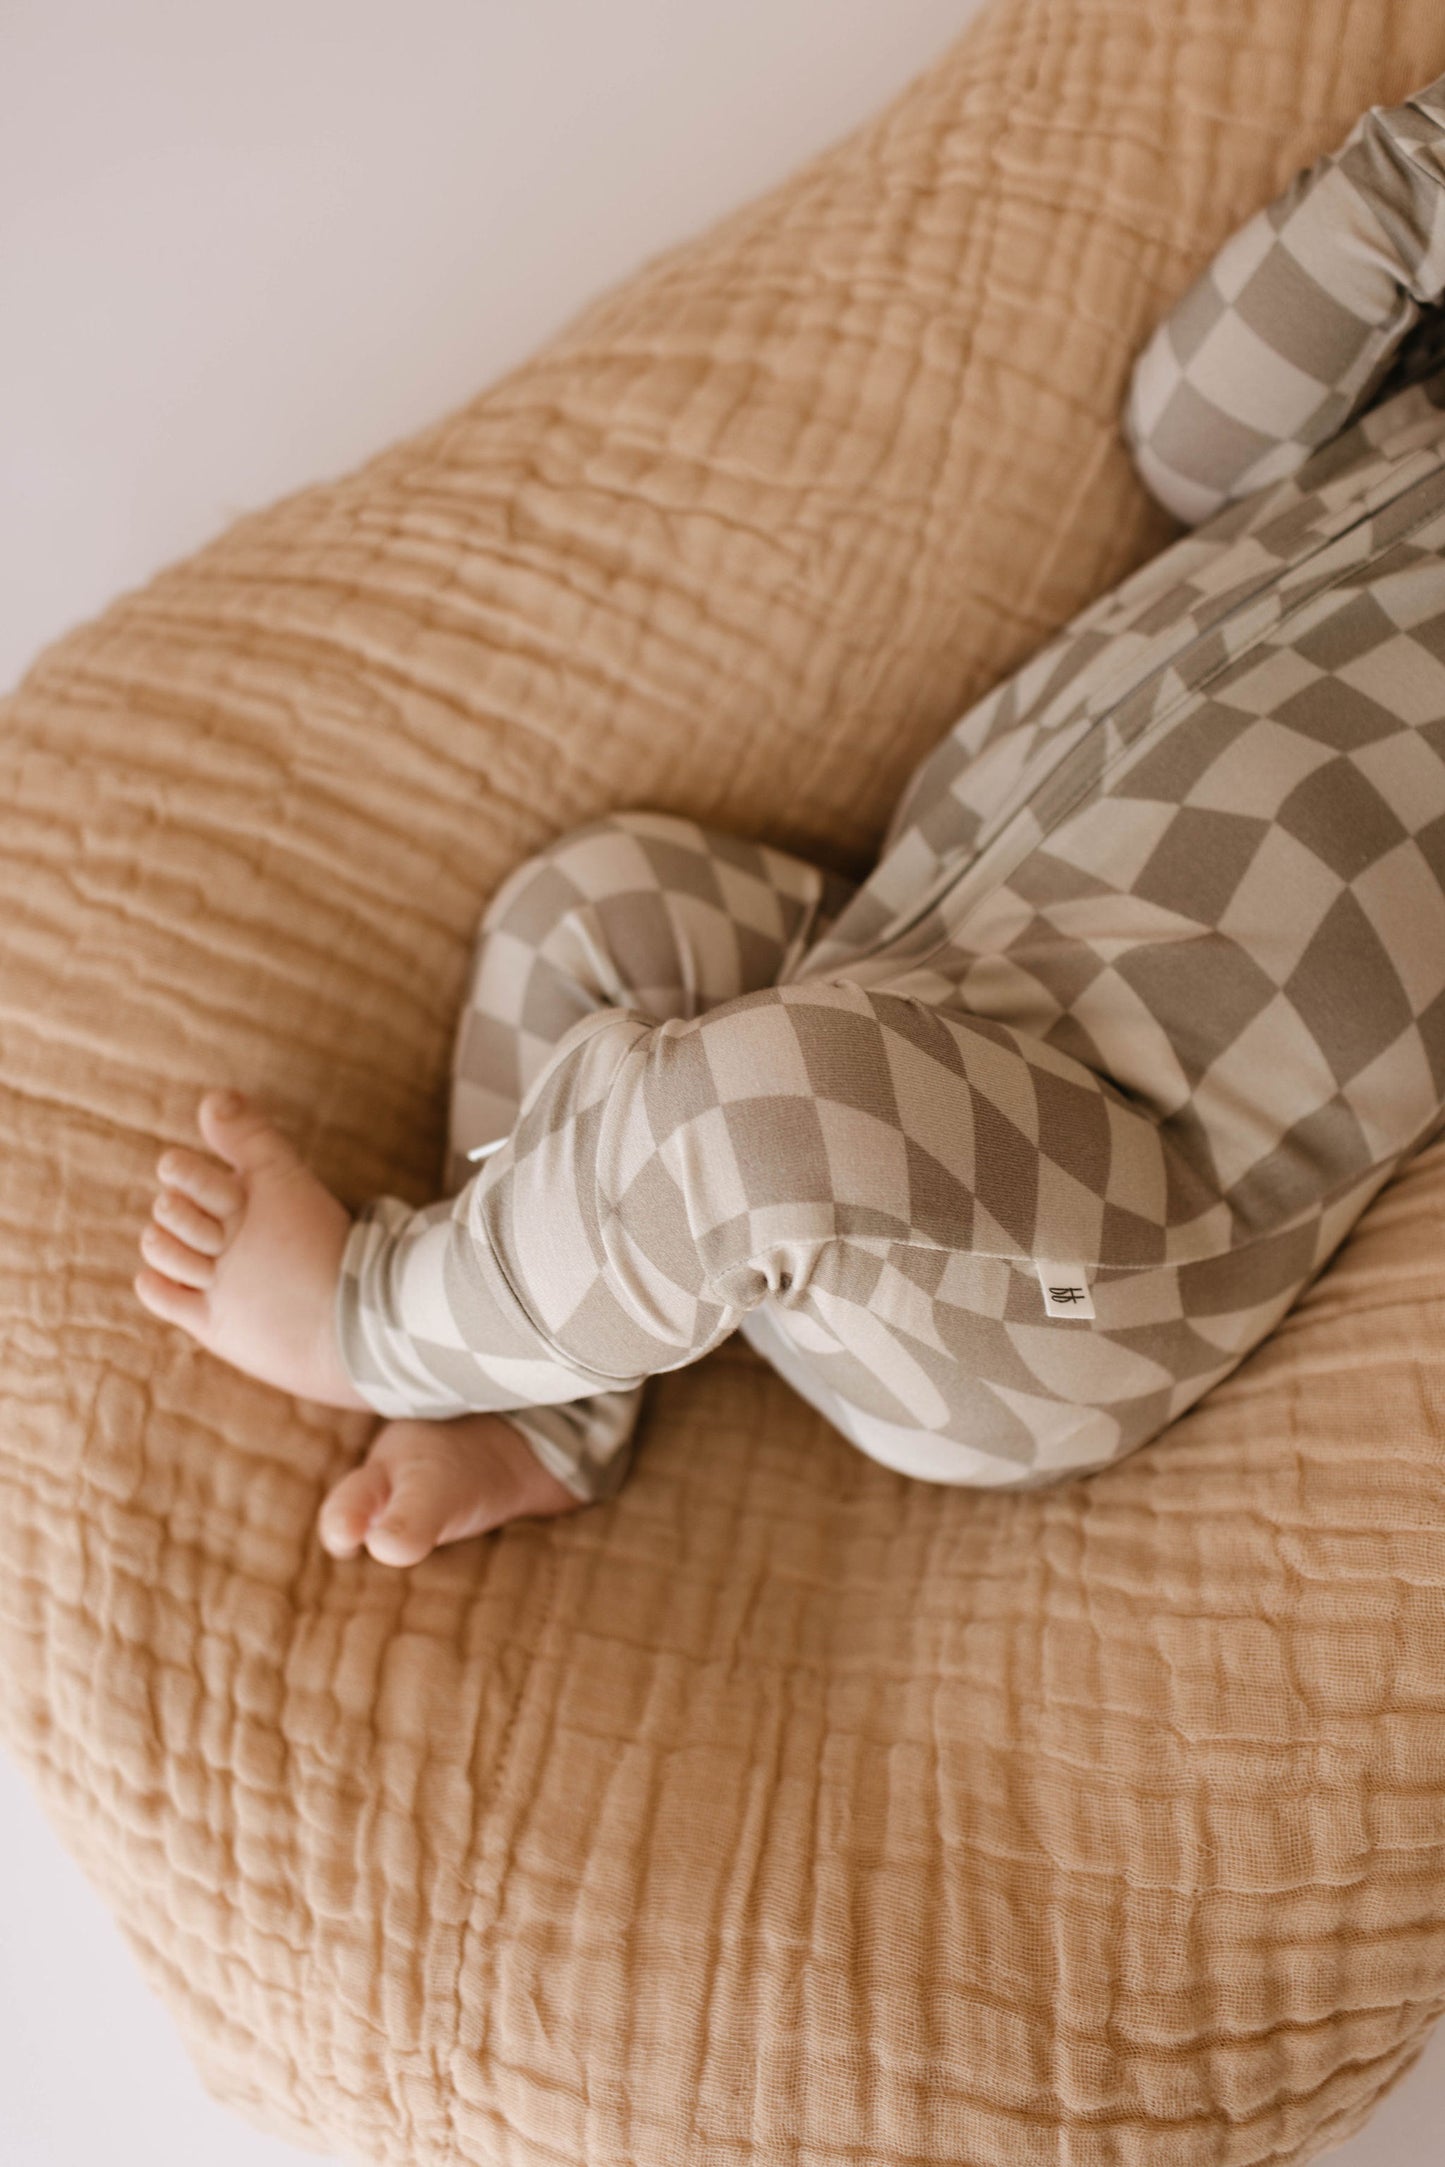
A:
<box><xmin>2</xmin><ymin>4</ymin><xmax>1443</xmax><ymax>2163</ymax></box>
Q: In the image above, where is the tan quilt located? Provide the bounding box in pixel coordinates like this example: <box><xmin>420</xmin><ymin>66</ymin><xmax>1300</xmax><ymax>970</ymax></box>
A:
<box><xmin>4</xmin><ymin>1</ymin><xmax>1445</xmax><ymax>2161</ymax></box>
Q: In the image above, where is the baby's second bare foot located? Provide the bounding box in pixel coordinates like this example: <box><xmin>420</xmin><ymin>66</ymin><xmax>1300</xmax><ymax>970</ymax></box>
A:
<box><xmin>318</xmin><ymin>1412</ymin><xmax>584</xmax><ymax>1566</ymax></box>
<box><xmin>135</xmin><ymin>1090</ymin><xmax>371</xmax><ymax>1410</ymax></box>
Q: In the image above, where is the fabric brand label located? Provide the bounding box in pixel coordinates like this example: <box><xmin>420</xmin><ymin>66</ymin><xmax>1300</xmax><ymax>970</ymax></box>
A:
<box><xmin>1035</xmin><ymin>1259</ymin><xmax>1095</xmax><ymax>1320</ymax></box>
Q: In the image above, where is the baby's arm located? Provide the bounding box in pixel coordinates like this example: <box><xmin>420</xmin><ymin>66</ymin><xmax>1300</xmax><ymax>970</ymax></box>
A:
<box><xmin>1124</xmin><ymin>72</ymin><xmax>1445</xmax><ymax>524</ymax></box>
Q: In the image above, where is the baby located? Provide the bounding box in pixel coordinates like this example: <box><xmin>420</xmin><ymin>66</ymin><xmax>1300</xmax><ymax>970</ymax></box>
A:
<box><xmin>138</xmin><ymin>71</ymin><xmax>1445</xmax><ymax>1566</ymax></box>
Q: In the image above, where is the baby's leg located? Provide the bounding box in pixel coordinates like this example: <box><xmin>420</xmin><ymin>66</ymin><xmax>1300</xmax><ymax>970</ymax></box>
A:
<box><xmin>336</xmin><ymin>968</ymin><xmax>1218</xmax><ymax>1494</ymax></box>
<box><xmin>325</xmin><ymin>812</ymin><xmax>849</xmax><ymax>1557</ymax></box>
<box><xmin>135</xmin><ymin>812</ymin><xmax>850</xmax><ymax>1561</ymax></box>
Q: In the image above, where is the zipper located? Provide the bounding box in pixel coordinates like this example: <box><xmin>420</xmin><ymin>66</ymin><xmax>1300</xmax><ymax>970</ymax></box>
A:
<box><xmin>806</xmin><ymin>435</ymin><xmax>1445</xmax><ymax>979</ymax></box>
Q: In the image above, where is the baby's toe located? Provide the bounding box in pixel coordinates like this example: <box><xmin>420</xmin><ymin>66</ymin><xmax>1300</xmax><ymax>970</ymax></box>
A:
<box><xmin>139</xmin><ymin>1221</ymin><xmax>217</xmax><ymax>1288</ymax></box>
<box><xmin>134</xmin><ymin>1266</ymin><xmax>209</xmax><ymax>1334</ymax></box>
<box><xmin>198</xmin><ymin>1090</ymin><xmax>301</xmax><ymax>1179</ymax></box>
<box><xmin>153</xmin><ymin>1188</ymin><xmax>227</xmax><ymax>1257</ymax></box>
<box><xmin>318</xmin><ymin>1462</ymin><xmax>393</xmax><ymax>1560</ymax></box>
<box><xmin>156</xmin><ymin>1147</ymin><xmax>244</xmax><ymax>1222</ymax></box>
<box><xmin>362</xmin><ymin>1462</ymin><xmax>454</xmax><ymax>1569</ymax></box>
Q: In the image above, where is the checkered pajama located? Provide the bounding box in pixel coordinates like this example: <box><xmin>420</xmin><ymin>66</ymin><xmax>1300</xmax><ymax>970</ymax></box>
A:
<box><xmin>1125</xmin><ymin>73</ymin><xmax>1445</xmax><ymax>524</ymax></box>
<box><xmin>336</xmin><ymin>411</ymin><xmax>1445</xmax><ymax>1502</ymax></box>
<box><xmin>334</xmin><ymin>82</ymin><xmax>1445</xmax><ymax>1502</ymax></box>
<box><xmin>338</xmin><ymin>814</ymin><xmax>855</xmax><ymax>1498</ymax></box>
<box><xmin>336</xmin><ymin>824</ymin><xmax>1231</xmax><ymax>1499</ymax></box>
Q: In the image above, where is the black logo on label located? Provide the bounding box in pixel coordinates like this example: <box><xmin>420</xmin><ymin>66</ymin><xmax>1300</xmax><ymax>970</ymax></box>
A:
<box><xmin>1049</xmin><ymin>1285</ymin><xmax>1086</xmax><ymax>1304</ymax></box>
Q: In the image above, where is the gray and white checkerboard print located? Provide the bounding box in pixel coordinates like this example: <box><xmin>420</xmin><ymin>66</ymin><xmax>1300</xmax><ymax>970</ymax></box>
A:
<box><xmin>1124</xmin><ymin>73</ymin><xmax>1445</xmax><ymax>524</ymax></box>
<box><xmin>336</xmin><ymin>79</ymin><xmax>1445</xmax><ymax>1501</ymax></box>
<box><xmin>342</xmin><ymin>813</ymin><xmax>852</xmax><ymax>1500</ymax></box>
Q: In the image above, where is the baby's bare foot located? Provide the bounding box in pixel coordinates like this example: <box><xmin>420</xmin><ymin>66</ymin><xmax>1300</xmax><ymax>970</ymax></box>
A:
<box><xmin>318</xmin><ymin>1412</ymin><xmax>584</xmax><ymax>1566</ymax></box>
<box><xmin>135</xmin><ymin>1089</ymin><xmax>371</xmax><ymax>1409</ymax></box>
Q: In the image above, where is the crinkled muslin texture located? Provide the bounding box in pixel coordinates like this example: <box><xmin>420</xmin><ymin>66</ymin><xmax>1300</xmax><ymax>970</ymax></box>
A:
<box><xmin>4</xmin><ymin>1</ymin><xmax>1445</xmax><ymax>2161</ymax></box>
